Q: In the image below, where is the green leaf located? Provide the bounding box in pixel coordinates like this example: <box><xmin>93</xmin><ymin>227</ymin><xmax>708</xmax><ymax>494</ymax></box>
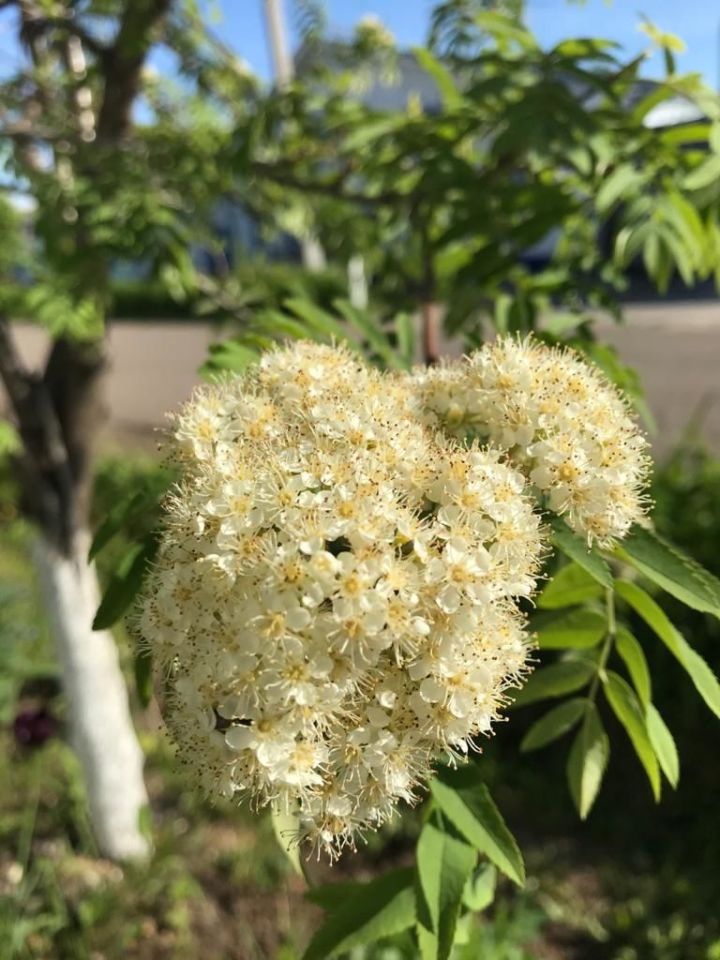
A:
<box><xmin>413</xmin><ymin>47</ymin><xmax>463</xmax><ymax>110</ymax></box>
<box><xmin>200</xmin><ymin>341</ymin><xmax>260</xmax><ymax>378</ymax></box>
<box><xmin>302</xmin><ymin>868</ymin><xmax>415</xmax><ymax>960</ymax></box>
<box><xmin>0</xmin><ymin>420</ymin><xmax>20</xmax><ymax>459</ymax></box>
<box><xmin>646</xmin><ymin>703</ymin><xmax>680</xmax><ymax>788</ymax></box>
<box><xmin>254</xmin><ymin>309</ymin><xmax>311</xmax><ymax>341</ymax></box>
<box><xmin>537</xmin><ymin>562</ymin><xmax>603</xmax><ymax>610</ymax></box>
<box><xmin>512</xmin><ymin>659</ymin><xmax>596</xmax><ymax>707</ymax></box>
<box><xmin>332</xmin><ymin>299</ymin><xmax>403</xmax><ymax>370</ymax></box>
<box><xmin>603</xmin><ymin>672</ymin><xmax>661</xmax><ymax>801</ymax></box>
<box><xmin>543</xmin><ymin>312</ymin><xmax>586</xmax><ymax>337</ymax></box>
<box><xmin>631</xmin><ymin>83</ymin><xmax>676</xmax><ymax>123</ymax></box>
<box><xmin>394</xmin><ymin>312</ymin><xmax>416</xmax><ymax>370</ymax></box>
<box><xmin>415</xmin><ymin>813</ymin><xmax>476</xmax><ymax>960</ymax></box>
<box><xmin>662</xmin><ymin>191</ymin><xmax>706</xmax><ymax>254</ymax></box>
<box><xmin>615</xmin><ymin>626</ymin><xmax>651</xmax><ymax>709</ymax></box>
<box><xmin>134</xmin><ymin>646</ymin><xmax>153</xmax><ymax>709</ymax></box>
<box><xmin>461</xmin><ymin>864</ymin><xmax>497</xmax><ymax>912</ymax></box>
<box><xmin>596</xmin><ymin>165</ymin><xmax>644</xmax><ymax>214</ymax></box>
<box><xmin>550</xmin><ymin>518</ymin><xmax>612</xmax><ymax>588</ymax></box>
<box><xmin>660</xmin><ymin>122</ymin><xmax>711</xmax><ymax>146</ymax></box>
<box><xmin>532</xmin><ymin>609</ymin><xmax>607</xmax><ymax>650</ymax></box>
<box><xmin>89</xmin><ymin>489</ymin><xmax>155</xmax><ymax>561</ymax></box>
<box><xmin>552</xmin><ymin>38</ymin><xmax>620</xmax><ymax>59</ymax></box>
<box><xmin>643</xmin><ymin>230</ymin><xmax>662</xmax><ymax>281</ymax></box>
<box><xmin>305</xmin><ymin>881</ymin><xmax>361</xmax><ymax>911</ymax></box>
<box><xmin>616</xmin><ymin>526</ymin><xmax>720</xmax><ymax>618</ymax></box>
<box><xmin>567</xmin><ymin>704</ymin><xmax>610</xmax><ymax>819</ymax></box>
<box><xmin>683</xmin><ymin>154</ymin><xmax>720</xmax><ymax>191</ymax></box>
<box><xmin>342</xmin><ymin>115</ymin><xmax>401</xmax><ymax>152</ymax></box>
<box><xmin>658</xmin><ymin>224</ymin><xmax>694</xmax><ymax>286</ymax></box>
<box><xmin>271</xmin><ymin>806</ymin><xmax>303</xmax><ymax>877</ymax></box>
<box><xmin>520</xmin><ymin>697</ymin><xmax>587</xmax><ymax>752</ymax></box>
<box><xmin>284</xmin><ymin>297</ymin><xmax>354</xmax><ymax>345</ymax></box>
<box><xmin>475</xmin><ymin>11</ymin><xmax>538</xmax><ymax>50</ymax></box>
<box><xmin>92</xmin><ymin>539</ymin><xmax>157</xmax><ymax>631</ymax></box>
<box><xmin>430</xmin><ymin>767</ymin><xmax>525</xmax><ymax>886</ymax></box>
<box><xmin>615</xmin><ymin>580</ymin><xmax>720</xmax><ymax>718</ymax></box>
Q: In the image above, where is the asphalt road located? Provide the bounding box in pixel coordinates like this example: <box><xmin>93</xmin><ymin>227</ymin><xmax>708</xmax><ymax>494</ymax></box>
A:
<box><xmin>597</xmin><ymin>303</ymin><xmax>720</xmax><ymax>456</ymax></box>
<box><xmin>4</xmin><ymin>302</ymin><xmax>720</xmax><ymax>459</ymax></box>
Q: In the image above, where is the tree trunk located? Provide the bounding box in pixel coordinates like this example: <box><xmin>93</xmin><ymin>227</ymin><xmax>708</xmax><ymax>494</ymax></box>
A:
<box><xmin>2</xmin><ymin>0</ymin><xmax>178</xmax><ymax>864</ymax></box>
<box><xmin>0</xmin><ymin>322</ymin><xmax>150</xmax><ymax>861</ymax></box>
<box><xmin>421</xmin><ymin>300</ymin><xmax>442</xmax><ymax>366</ymax></box>
<box><xmin>34</xmin><ymin>529</ymin><xmax>150</xmax><ymax>861</ymax></box>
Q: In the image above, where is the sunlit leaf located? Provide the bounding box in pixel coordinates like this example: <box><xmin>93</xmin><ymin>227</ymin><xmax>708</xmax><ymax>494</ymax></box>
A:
<box><xmin>617</xmin><ymin>527</ymin><xmax>720</xmax><ymax>618</ymax></box>
<box><xmin>603</xmin><ymin>671</ymin><xmax>660</xmax><ymax>801</ymax></box>
<box><xmin>532</xmin><ymin>609</ymin><xmax>607</xmax><ymax>651</ymax></box>
<box><xmin>461</xmin><ymin>863</ymin><xmax>497</xmax><ymax>912</ymax></box>
<box><xmin>567</xmin><ymin>703</ymin><xmax>609</xmax><ymax>819</ymax></box>
<box><xmin>413</xmin><ymin>46</ymin><xmax>464</xmax><ymax>110</ymax></box>
<box><xmin>430</xmin><ymin>767</ymin><xmax>524</xmax><ymax>886</ymax></box>
<box><xmin>615</xmin><ymin>580</ymin><xmax>720</xmax><ymax>718</ymax></box>
<box><xmin>646</xmin><ymin>703</ymin><xmax>680</xmax><ymax>788</ymax></box>
<box><xmin>415</xmin><ymin>812</ymin><xmax>476</xmax><ymax>960</ymax></box>
<box><xmin>615</xmin><ymin>626</ymin><xmax>652</xmax><ymax>709</ymax></box>
<box><xmin>596</xmin><ymin>165</ymin><xmax>644</xmax><ymax>214</ymax></box>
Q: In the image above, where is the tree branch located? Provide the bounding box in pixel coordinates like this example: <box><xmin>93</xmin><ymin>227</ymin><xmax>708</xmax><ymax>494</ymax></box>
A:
<box><xmin>246</xmin><ymin>160</ymin><xmax>410</xmax><ymax>207</ymax></box>
<box><xmin>0</xmin><ymin>283</ymin><xmax>105</xmax><ymax>559</ymax></box>
<box><xmin>0</xmin><ymin>316</ymin><xmax>70</xmax><ymax>542</ymax></box>
<box><xmin>96</xmin><ymin>0</ymin><xmax>172</xmax><ymax>142</ymax></box>
<box><xmin>43</xmin><ymin>335</ymin><xmax>107</xmax><ymax>537</ymax></box>
<box><xmin>33</xmin><ymin>16</ymin><xmax>110</xmax><ymax>61</ymax></box>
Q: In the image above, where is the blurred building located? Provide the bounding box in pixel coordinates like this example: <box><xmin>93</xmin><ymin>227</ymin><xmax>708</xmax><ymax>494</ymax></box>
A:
<box><xmin>197</xmin><ymin>43</ymin><xmax>712</xmax><ymax>300</ymax></box>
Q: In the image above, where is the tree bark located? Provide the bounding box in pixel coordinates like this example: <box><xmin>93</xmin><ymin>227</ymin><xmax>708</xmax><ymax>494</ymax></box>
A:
<box><xmin>421</xmin><ymin>300</ymin><xmax>442</xmax><ymax>366</ymax></box>
<box><xmin>0</xmin><ymin>318</ymin><xmax>150</xmax><ymax>860</ymax></box>
<box><xmin>34</xmin><ymin>531</ymin><xmax>149</xmax><ymax>860</ymax></box>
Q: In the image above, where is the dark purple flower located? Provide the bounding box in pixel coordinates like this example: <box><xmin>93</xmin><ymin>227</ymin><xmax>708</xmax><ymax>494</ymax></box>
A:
<box><xmin>12</xmin><ymin>707</ymin><xmax>57</xmax><ymax>748</ymax></box>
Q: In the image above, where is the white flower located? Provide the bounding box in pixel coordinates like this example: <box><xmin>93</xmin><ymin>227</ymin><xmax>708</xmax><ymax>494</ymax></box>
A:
<box><xmin>418</xmin><ymin>336</ymin><xmax>650</xmax><ymax>546</ymax></box>
<box><xmin>139</xmin><ymin>337</ymin><xmax>647</xmax><ymax>858</ymax></box>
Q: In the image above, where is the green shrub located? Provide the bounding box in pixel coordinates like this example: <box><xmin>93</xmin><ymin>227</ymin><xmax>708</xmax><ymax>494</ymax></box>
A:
<box><xmin>108</xmin><ymin>262</ymin><xmax>348</xmax><ymax>321</ymax></box>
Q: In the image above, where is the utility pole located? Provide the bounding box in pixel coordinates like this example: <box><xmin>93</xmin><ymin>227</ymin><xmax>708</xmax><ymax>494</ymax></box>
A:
<box><xmin>264</xmin><ymin>0</ymin><xmax>294</xmax><ymax>87</ymax></box>
<box><xmin>263</xmin><ymin>0</ymin><xmax>326</xmax><ymax>271</ymax></box>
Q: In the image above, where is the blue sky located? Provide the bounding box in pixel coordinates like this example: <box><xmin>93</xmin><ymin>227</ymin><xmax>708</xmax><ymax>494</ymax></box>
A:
<box><xmin>214</xmin><ymin>0</ymin><xmax>720</xmax><ymax>85</ymax></box>
<box><xmin>0</xmin><ymin>0</ymin><xmax>717</xmax><ymax>84</ymax></box>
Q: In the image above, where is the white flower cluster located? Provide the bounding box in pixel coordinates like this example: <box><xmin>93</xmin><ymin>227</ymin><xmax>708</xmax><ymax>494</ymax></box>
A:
<box><xmin>417</xmin><ymin>337</ymin><xmax>650</xmax><ymax>546</ymax></box>
<box><xmin>139</xmin><ymin>342</ymin><xmax>545</xmax><ymax>855</ymax></box>
<box><xmin>140</xmin><ymin>337</ymin><xmax>649</xmax><ymax>855</ymax></box>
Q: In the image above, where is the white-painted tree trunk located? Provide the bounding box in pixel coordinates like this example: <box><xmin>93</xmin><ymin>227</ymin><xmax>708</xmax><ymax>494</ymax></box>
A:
<box><xmin>34</xmin><ymin>532</ymin><xmax>150</xmax><ymax>861</ymax></box>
